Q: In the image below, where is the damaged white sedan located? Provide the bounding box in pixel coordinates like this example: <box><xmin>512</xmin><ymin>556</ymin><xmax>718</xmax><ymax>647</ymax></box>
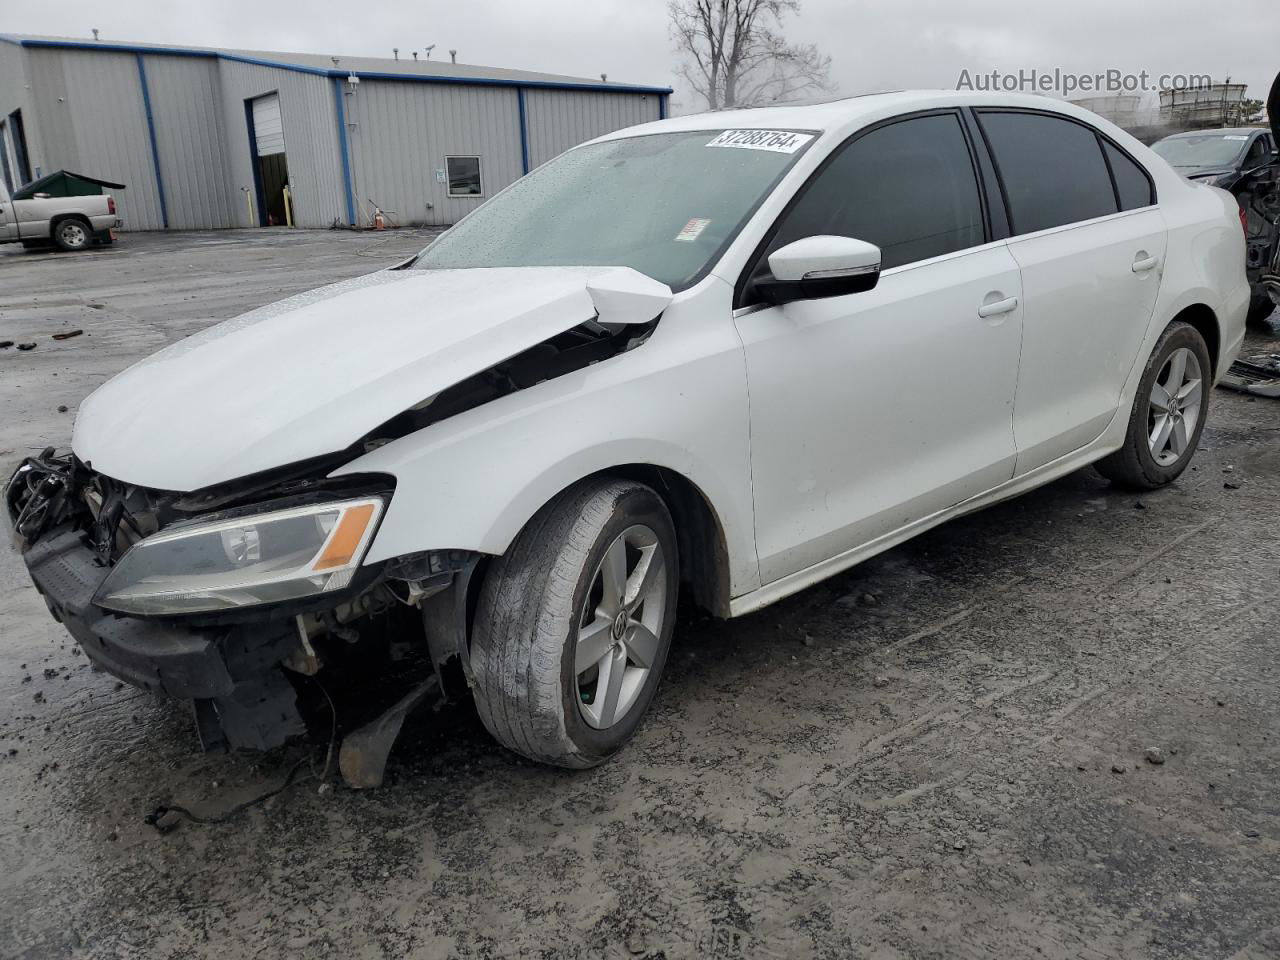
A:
<box><xmin>6</xmin><ymin>91</ymin><xmax>1249</xmax><ymax>776</ymax></box>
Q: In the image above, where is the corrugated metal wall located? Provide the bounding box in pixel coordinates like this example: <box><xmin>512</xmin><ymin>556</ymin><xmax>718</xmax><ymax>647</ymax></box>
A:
<box><xmin>142</xmin><ymin>55</ymin><xmax>235</xmax><ymax>229</ymax></box>
<box><xmin>0</xmin><ymin>42</ymin><xmax>666</xmax><ymax>231</ymax></box>
<box><xmin>0</xmin><ymin>43</ymin><xmax>42</xmax><ymax>189</ymax></box>
<box><xmin>26</xmin><ymin>47</ymin><xmax>166</xmax><ymax>230</ymax></box>
<box><xmin>217</xmin><ymin>61</ymin><xmax>346</xmax><ymax>228</ymax></box>
<box><xmin>524</xmin><ymin>89</ymin><xmax>662</xmax><ymax>169</ymax></box>
<box><xmin>344</xmin><ymin>81</ymin><xmax>523</xmax><ymax>227</ymax></box>
<box><xmin>24</xmin><ymin>47</ymin><xmax>79</xmax><ymax>178</ymax></box>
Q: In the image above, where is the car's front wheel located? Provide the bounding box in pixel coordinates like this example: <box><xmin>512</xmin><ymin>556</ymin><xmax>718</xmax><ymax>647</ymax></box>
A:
<box><xmin>470</xmin><ymin>479</ymin><xmax>678</xmax><ymax>768</ymax></box>
<box><xmin>1095</xmin><ymin>320</ymin><xmax>1211</xmax><ymax>489</ymax></box>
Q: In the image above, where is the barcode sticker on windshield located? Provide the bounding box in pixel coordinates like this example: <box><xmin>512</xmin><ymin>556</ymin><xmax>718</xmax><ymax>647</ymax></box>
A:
<box><xmin>706</xmin><ymin>130</ymin><xmax>813</xmax><ymax>153</ymax></box>
<box><xmin>675</xmin><ymin>218</ymin><xmax>711</xmax><ymax>242</ymax></box>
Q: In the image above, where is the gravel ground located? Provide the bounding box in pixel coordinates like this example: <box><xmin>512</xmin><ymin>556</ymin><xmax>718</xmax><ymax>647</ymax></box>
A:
<box><xmin>1</xmin><ymin>230</ymin><xmax>1278</xmax><ymax>960</ymax></box>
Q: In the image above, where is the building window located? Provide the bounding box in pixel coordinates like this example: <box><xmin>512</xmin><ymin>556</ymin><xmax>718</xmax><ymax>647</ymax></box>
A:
<box><xmin>446</xmin><ymin>156</ymin><xmax>483</xmax><ymax>197</ymax></box>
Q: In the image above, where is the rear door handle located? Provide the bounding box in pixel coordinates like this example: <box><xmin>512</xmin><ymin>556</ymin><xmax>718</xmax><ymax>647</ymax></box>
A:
<box><xmin>1132</xmin><ymin>254</ymin><xmax>1159</xmax><ymax>273</ymax></box>
<box><xmin>978</xmin><ymin>296</ymin><xmax>1019</xmax><ymax>318</ymax></box>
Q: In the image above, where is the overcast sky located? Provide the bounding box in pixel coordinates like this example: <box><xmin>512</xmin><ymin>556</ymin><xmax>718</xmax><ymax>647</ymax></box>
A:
<box><xmin>3</xmin><ymin>0</ymin><xmax>1276</xmax><ymax>114</ymax></box>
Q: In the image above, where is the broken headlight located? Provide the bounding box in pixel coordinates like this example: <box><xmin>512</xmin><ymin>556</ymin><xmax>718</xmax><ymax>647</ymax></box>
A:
<box><xmin>93</xmin><ymin>496</ymin><xmax>384</xmax><ymax>616</ymax></box>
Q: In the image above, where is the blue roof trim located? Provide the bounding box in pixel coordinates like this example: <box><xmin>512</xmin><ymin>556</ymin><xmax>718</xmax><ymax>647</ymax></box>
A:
<box><xmin>3</xmin><ymin>36</ymin><xmax>674</xmax><ymax>95</ymax></box>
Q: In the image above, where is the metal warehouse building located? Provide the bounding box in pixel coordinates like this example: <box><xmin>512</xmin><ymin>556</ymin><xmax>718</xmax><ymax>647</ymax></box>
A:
<box><xmin>0</xmin><ymin>34</ymin><xmax>671</xmax><ymax>230</ymax></box>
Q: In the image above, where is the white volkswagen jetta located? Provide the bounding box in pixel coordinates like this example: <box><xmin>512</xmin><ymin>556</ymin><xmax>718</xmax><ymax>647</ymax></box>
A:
<box><xmin>6</xmin><ymin>91</ymin><xmax>1249</xmax><ymax>771</ymax></box>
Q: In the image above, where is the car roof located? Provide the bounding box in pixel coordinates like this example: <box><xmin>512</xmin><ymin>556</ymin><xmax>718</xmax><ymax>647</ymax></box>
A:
<box><xmin>591</xmin><ymin>89</ymin><xmax>1141</xmax><ymax>144</ymax></box>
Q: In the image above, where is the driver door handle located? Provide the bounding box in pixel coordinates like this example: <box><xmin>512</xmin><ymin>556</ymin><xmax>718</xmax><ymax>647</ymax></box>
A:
<box><xmin>1132</xmin><ymin>254</ymin><xmax>1159</xmax><ymax>273</ymax></box>
<box><xmin>978</xmin><ymin>296</ymin><xmax>1019</xmax><ymax>318</ymax></box>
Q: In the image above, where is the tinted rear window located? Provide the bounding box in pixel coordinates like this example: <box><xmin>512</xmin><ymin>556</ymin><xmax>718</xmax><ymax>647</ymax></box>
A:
<box><xmin>979</xmin><ymin>111</ymin><xmax>1118</xmax><ymax>234</ymax></box>
<box><xmin>1102</xmin><ymin>141</ymin><xmax>1155</xmax><ymax>210</ymax></box>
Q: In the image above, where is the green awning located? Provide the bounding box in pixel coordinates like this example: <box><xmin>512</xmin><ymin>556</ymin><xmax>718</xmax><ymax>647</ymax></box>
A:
<box><xmin>12</xmin><ymin>171</ymin><xmax>127</xmax><ymax>200</ymax></box>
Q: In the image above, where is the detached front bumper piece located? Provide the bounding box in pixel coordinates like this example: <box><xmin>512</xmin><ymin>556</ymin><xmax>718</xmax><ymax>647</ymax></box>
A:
<box><xmin>23</xmin><ymin>527</ymin><xmax>305</xmax><ymax>751</ymax></box>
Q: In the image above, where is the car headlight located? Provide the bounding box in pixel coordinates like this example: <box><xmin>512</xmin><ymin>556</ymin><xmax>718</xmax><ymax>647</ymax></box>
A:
<box><xmin>94</xmin><ymin>496</ymin><xmax>384</xmax><ymax>616</ymax></box>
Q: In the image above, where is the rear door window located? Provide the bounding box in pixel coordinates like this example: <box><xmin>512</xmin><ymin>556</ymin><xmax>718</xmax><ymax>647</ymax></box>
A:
<box><xmin>978</xmin><ymin>111</ymin><xmax>1118</xmax><ymax>234</ymax></box>
<box><xmin>1101</xmin><ymin>141</ymin><xmax>1155</xmax><ymax>210</ymax></box>
<box><xmin>761</xmin><ymin>112</ymin><xmax>986</xmax><ymax>273</ymax></box>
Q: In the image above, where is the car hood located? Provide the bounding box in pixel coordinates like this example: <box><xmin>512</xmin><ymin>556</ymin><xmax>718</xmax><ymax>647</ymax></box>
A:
<box><xmin>73</xmin><ymin>266</ymin><xmax>671</xmax><ymax>491</ymax></box>
<box><xmin>1172</xmin><ymin>165</ymin><xmax>1233</xmax><ymax>180</ymax></box>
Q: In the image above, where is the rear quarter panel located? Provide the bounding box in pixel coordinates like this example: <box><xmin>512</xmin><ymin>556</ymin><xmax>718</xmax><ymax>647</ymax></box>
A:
<box><xmin>1153</xmin><ymin>177</ymin><xmax>1249</xmax><ymax>381</ymax></box>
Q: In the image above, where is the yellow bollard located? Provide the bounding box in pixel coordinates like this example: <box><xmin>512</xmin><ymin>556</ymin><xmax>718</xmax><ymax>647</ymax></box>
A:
<box><xmin>283</xmin><ymin>185</ymin><xmax>294</xmax><ymax>228</ymax></box>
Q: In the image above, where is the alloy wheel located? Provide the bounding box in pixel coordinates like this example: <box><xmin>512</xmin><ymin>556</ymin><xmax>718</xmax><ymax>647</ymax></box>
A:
<box><xmin>1147</xmin><ymin>346</ymin><xmax>1203</xmax><ymax>467</ymax></box>
<box><xmin>575</xmin><ymin>524</ymin><xmax>668</xmax><ymax>730</ymax></box>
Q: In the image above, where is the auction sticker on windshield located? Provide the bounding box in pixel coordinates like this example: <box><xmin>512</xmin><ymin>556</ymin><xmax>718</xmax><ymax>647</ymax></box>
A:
<box><xmin>706</xmin><ymin>130</ymin><xmax>814</xmax><ymax>153</ymax></box>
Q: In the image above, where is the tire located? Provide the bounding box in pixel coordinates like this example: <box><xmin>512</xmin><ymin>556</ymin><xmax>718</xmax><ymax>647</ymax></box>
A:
<box><xmin>53</xmin><ymin>218</ymin><xmax>91</xmax><ymax>252</ymax></box>
<box><xmin>1095</xmin><ymin>321</ymin><xmax>1212</xmax><ymax>490</ymax></box>
<box><xmin>470</xmin><ymin>479</ymin><xmax>679</xmax><ymax>768</ymax></box>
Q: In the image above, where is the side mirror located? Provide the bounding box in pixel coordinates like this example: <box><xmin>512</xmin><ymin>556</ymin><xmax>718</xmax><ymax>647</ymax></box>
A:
<box><xmin>756</xmin><ymin>235</ymin><xmax>882</xmax><ymax>305</ymax></box>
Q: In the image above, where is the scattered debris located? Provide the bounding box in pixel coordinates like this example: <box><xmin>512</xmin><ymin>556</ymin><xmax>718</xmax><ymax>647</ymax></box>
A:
<box><xmin>33</xmin><ymin>692</ymin><xmax>45</xmax><ymax>704</ymax></box>
<box><xmin>873</xmin><ymin>675</ymin><xmax>892</xmax><ymax>688</ymax></box>
<box><xmin>1224</xmin><ymin>481</ymin><xmax>1241</xmax><ymax>490</ymax></box>
<box><xmin>339</xmin><ymin>678</ymin><xmax>441</xmax><ymax>789</ymax></box>
<box><xmin>16</xmin><ymin>342</ymin><xmax>36</xmax><ymax>351</ymax></box>
<box><xmin>801</xmin><ymin>634</ymin><xmax>814</xmax><ymax>647</ymax></box>
<box><xmin>0</xmin><ymin>340</ymin><xmax>13</xmax><ymax>349</ymax></box>
<box><xmin>859</xmin><ymin>592</ymin><xmax>881</xmax><ymax>607</ymax></box>
<box><xmin>1111</xmin><ymin>764</ymin><xmax>1127</xmax><ymax>774</ymax></box>
<box><xmin>51</xmin><ymin>329</ymin><xmax>83</xmax><ymax>341</ymax></box>
<box><xmin>953</xmin><ymin>838</ymin><xmax>968</xmax><ymax>851</ymax></box>
<box><xmin>1144</xmin><ymin>747</ymin><xmax>1166</xmax><ymax>766</ymax></box>
<box><xmin>144</xmin><ymin>757</ymin><xmax>312</xmax><ymax>834</ymax></box>
<box><xmin>56</xmin><ymin>405</ymin><xmax>68</xmax><ymax>413</ymax></box>
<box><xmin>1220</xmin><ymin>355</ymin><xmax>1280</xmax><ymax>398</ymax></box>
<box><xmin>1134</xmin><ymin>501</ymin><xmax>1146</xmax><ymax>511</ymax></box>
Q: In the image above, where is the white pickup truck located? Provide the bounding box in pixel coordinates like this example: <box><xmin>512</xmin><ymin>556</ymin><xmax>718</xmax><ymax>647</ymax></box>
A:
<box><xmin>0</xmin><ymin>170</ymin><xmax>122</xmax><ymax>252</ymax></box>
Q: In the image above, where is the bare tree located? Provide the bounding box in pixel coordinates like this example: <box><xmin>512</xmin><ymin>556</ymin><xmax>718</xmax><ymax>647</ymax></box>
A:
<box><xmin>669</xmin><ymin>0</ymin><xmax>833</xmax><ymax>110</ymax></box>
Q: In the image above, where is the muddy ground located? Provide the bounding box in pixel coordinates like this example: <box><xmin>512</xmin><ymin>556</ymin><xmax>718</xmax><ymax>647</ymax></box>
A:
<box><xmin>1</xmin><ymin>230</ymin><xmax>1278</xmax><ymax>960</ymax></box>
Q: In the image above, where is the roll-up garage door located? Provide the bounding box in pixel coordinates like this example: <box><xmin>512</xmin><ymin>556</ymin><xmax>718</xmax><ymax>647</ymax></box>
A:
<box><xmin>252</xmin><ymin>94</ymin><xmax>285</xmax><ymax>156</ymax></box>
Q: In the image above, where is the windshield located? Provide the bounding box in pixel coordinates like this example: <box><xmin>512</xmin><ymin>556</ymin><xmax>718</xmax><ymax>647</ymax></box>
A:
<box><xmin>412</xmin><ymin>129</ymin><xmax>816</xmax><ymax>290</ymax></box>
<box><xmin>1151</xmin><ymin>133</ymin><xmax>1249</xmax><ymax>168</ymax></box>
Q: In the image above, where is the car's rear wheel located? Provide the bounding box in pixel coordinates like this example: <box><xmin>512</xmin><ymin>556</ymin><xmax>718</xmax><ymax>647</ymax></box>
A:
<box><xmin>53</xmin><ymin>218</ymin><xmax>90</xmax><ymax>252</ymax></box>
<box><xmin>1095</xmin><ymin>321</ymin><xmax>1211</xmax><ymax>489</ymax></box>
<box><xmin>470</xmin><ymin>479</ymin><xmax>678</xmax><ymax>768</ymax></box>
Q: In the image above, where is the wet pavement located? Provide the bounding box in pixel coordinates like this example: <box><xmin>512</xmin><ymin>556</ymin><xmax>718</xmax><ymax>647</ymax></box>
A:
<box><xmin>1</xmin><ymin>230</ymin><xmax>1279</xmax><ymax>959</ymax></box>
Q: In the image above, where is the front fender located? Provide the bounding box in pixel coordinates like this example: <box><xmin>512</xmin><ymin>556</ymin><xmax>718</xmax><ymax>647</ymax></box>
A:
<box><xmin>333</xmin><ymin>279</ymin><xmax>762</xmax><ymax>598</ymax></box>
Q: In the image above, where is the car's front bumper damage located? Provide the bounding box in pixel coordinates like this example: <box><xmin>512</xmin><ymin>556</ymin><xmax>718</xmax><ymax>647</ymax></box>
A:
<box><xmin>6</xmin><ymin>451</ymin><xmax>476</xmax><ymax>768</ymax></box>
<box><xmin>21</xmin><ymin>524</ymin><xmax>306</xmax><ymax>750</ymax></box>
